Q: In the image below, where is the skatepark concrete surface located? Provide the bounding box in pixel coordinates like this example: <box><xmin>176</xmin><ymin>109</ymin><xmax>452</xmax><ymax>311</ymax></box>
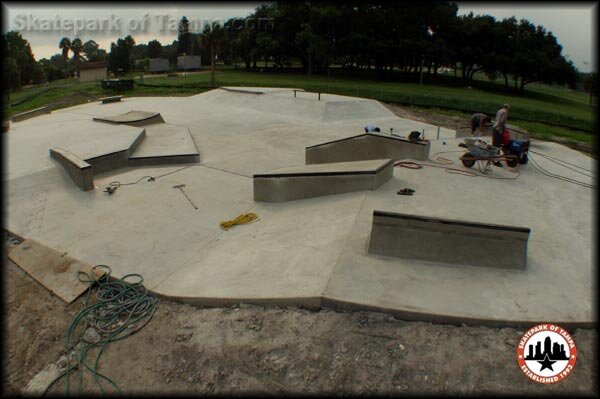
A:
<box><xmin>4</xmin><ymin>87</ymin><xmax>596</xmax><ymax>327</ymax></box>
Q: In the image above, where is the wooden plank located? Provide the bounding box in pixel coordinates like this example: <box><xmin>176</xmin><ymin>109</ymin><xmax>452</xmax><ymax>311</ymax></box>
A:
<box><xmin>8</xmin><ymin>239</ymin><xmax>106</xmax><ymax>304</ymax></box>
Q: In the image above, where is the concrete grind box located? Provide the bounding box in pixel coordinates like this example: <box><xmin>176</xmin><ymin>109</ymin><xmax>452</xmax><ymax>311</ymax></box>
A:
<box><xmin>368</xmin><ymin>211</ymin><xmax>531</xmax><ymax>270</ymax></box>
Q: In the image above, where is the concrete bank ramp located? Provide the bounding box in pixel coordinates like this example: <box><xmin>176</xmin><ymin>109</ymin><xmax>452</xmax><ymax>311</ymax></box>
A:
<box><xmin>367</xmin><ymin>211</ymin><xmax>531</xmax><ymax>270</ymax></box>
<box><xmin>129</xmin><ymin>124</ymin><xmax>200</xmax><ymax>166</ymax></box>
<box><xmin>306</xmin><ymin>133</ymin><xmax>431</xmax><ymax>164</ymax></box>
<box><xmin>200</xmin><ymin>88</ymin><xmax>395</xmax><ymax>123</ymax></box>
<box><xmin>254</xmin><ymin>159</ymin><xmax>393</xmax><ymax>202</ymax></box>
<box><xmin>93</xmin><ymin>110</ymin><xmax>165</xmax><ymax>126</ymax></box>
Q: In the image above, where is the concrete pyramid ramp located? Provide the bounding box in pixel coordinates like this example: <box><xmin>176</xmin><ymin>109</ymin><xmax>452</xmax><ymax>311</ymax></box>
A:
<box><xmin>47</xmin><ymin>123</ymin><xmax>146</xmax><ymax>190</ymax></box>
<box><xmin>129</xmin><ymin>124</ymin><xmax>199</xmax><ymax>166</ymax></box>
<box><xmin>306</xmin><ymin>133</ymin><xmax>431</xmax><ymax>164</ymax></box>
<box><xmin>93</xmin><ymin>110</ymin><xmax>165</xmax><ymax>126</ymax></box>
<box><xmin>254</xmin><ymin>159</ymin><xmax>393</xmax><ymax>202</ymax></box>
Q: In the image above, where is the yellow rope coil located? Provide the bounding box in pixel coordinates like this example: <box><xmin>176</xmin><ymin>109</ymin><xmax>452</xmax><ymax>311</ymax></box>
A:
<box><xmin>220</xmin><ymin>212</ymin><xmax>259</xmax><ymax>230</ymax></box>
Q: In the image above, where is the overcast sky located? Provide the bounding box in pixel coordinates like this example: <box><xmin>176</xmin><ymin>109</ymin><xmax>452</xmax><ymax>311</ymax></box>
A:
<box><xmin>2</xmin><ymin>2</ymin><xmax>596</xmax><ymax>72</ymax></box>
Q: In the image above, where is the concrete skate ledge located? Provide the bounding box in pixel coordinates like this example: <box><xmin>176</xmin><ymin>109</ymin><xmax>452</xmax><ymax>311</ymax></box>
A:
<box><xmin>306</xmin><ymin>133</ymin><xmax>430</xmax><ymax>164</ymax></box>
<box><xmin>12</xmin><ymin>107</ymin><xmax>51</xmax><ymax>123</ymax></box>
<box><xmin>368</xmin><ymin>211</ymin><xmax>530</xmax><ymax>270</ymax></box>
<box><xmin>129</xmin><ymin>153</ymin><xmax>200</xmax><ymax>166</ymax></box>
<box><xmin>99</xmin><ymin>95</ymin><xmax>123</xmax><ymax>104</ymax></box>
<box><xmin>254</xmin><ymin>159</ymin><xmax>393</xmax><ymax>202</ymax></box>
<box><xmin>49</xmin><ymin>148</ymin><xmax>94</xmax><ymax>191</ymax></box>
<box><xmin>219</xmin><ymin>87</ymin><xmax>265</xmax><ymax>95</ymax></box>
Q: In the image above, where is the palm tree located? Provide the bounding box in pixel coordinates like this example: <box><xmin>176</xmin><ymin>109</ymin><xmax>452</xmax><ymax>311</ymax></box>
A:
<box><xmin>71</xmin><ymin>37</ymin><xmax>83</xmax><ymax>66</ymax></box>
<box><xmin>201</xmin><ymin>22</ymin><xmax>224</xmax><ymax>87</ymax></box>
<box><xmin>59</xmin><ymin>37</ymin><xmax>71</xmax><ymax>62</ymax></box>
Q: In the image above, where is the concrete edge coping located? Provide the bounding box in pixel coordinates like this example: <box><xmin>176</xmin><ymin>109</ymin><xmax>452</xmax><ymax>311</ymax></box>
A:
<box><xmin>49</xmin><ymin>147</ymin><xmax>94</xmax><ymax>191</ymax></box>
<box><xmin>305</xmin><ymin>133</ymin><xmax>428</xmax><ymax>149</ymax></box>
<box><xmin>11</xmin><ymin>106</ymin><xmax>51</xmax><ymax>123</ymax></box>
<box><xmin>129</xmin><ymin>153</ymin><xmax>200</xmax><ymax>160</ymax></box>
<box><xmin>254</xmin><ymin>159</ymin><xmax>394</xmax><ymax>178</ymax></box>
<box><xmin>49</xmin><ymin>147</ymin><xmax>92</xmax><ymax>170</ymax></box>
<box><xmin>372</xmin><ymin>210</ymin><xmax>531</xmax><ymax>234</ymax></box>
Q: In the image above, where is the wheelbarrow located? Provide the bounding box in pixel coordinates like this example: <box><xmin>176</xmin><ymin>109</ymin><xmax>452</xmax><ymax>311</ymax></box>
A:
<box><xmin>458</xmin><ymin>138</ymin><xmax>519</xmax><ymax>173</ymax></box>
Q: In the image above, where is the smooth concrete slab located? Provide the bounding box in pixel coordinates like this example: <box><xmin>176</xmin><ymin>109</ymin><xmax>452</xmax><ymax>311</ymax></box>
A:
<box><xmin>367</xmin><ymin>210</ymin><xmax>530</xmax><ymax>270</ymax></box>
<box><xmin>5</xmin><ymin>88</ymin><xmax>595</xmax><ymax>327</ymax></box>
<box><xmin>129</xmin><ymin>124</ymin><xmax>200</xmax><ymax>166</ymax></box>
<box><xmin>254</xmin><ymin>159</ymin><xmax>393</xmax><ymax>202</ymax></box>
<box><xmin>306</xmin><ymin>133</ymin><xmax>431</xmax><ymax>164</ymax></box>
<box><xmin>93</xmin><ymin>110</ymin><xmax>165</xmax><ymax>126</ymax></box>
<box><xmin>322</xmin><ymin>138</ymin><xmax>595</xmax><ymax>327</ymax></box>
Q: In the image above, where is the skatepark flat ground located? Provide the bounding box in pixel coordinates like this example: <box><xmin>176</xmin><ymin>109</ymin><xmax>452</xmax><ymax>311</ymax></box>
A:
<box><xmin>4</xmin><ymin>88</ymin><xmax>596</xmax><ymax>327</ymax></box>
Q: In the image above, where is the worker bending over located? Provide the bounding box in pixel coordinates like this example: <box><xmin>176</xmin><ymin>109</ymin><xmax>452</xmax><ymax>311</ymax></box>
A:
<box><xmin>470</xmin><ymin>113</ymin><xmax>491</xmax><ymax>135</ymax></box>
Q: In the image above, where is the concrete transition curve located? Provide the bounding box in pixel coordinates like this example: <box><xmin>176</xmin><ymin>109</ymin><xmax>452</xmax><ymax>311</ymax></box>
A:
<box><xmin>93</xmin><ymin>110</ymin><xmax>165</xmax><ymax>126</ymax></box>
<box><xmin>253</xmin><ymin>159</ymin><xmax>393</xmax><ymax>202</ymax></box>
<box><xmin>367</xmin><ymin>210</ymin><xmax>531</xmax><ymax>270</ymax></box>
<box><xmin>306</xmin><ymin>133</ymin><xmax>431</xmax><ymax>164</ymax></box>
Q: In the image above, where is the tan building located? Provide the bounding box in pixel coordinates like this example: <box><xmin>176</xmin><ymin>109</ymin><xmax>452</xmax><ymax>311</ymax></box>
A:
<box><xmin>78</xmin><ymin>61</ymin><xmax>107</xmax><ymax>83</ymax></box>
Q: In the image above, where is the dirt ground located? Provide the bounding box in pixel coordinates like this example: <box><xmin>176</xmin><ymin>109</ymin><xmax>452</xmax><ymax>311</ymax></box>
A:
<box><xmin>2</xmin><ymin>233</ymin><xmax>597</xmax><ymax>396</ymax></box>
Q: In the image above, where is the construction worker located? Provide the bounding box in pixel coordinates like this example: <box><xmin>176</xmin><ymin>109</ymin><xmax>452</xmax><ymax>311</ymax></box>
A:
<box><xmin>470</xmin><ymin>113</ymin><xmax>492</xmax><ymax>135</ymax></box>
<box><xmin>492</xmin><ymin>104</ymin><xmax>510</xmax><ymax>166</ymax></box>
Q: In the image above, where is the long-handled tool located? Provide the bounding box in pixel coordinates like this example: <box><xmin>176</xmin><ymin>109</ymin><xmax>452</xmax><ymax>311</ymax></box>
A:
<box><xmin>173</xmin><ymin>184</ymin><xmax>198</xmax><ymax>209</ymax></box>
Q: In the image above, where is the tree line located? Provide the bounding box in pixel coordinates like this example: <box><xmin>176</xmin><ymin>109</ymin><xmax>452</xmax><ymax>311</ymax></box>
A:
<box><xmin>2</xmin><ymin>1</ymin><xmax>596</xmax><ymax>95</ymax></box>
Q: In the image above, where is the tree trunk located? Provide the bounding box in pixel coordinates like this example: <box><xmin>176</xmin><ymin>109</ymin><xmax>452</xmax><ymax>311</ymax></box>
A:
<box><xmin>210</xmin><ymin>45</ymin><xmax>216</xmax><ymax>87</ymax></box>
<box><xmin>503</xmin><ymin>74</ymin><xmax>508</xmax><ymax>88</ymax></box>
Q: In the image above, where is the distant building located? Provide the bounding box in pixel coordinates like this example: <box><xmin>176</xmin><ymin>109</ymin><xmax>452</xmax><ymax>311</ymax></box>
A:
<box><xmin>78</xmin><ymin>61</ymin><xmax>107</xmax><ymax>83</ymax></box>
<box><xmin>149</xmin><ymin>58</ymin><xmax>170</xmax><ymax>73</ymax></box>
<box><xmin>177</xmin><ymin>55</ymin><xmax>201</xmax><ymax>71</ymax></box>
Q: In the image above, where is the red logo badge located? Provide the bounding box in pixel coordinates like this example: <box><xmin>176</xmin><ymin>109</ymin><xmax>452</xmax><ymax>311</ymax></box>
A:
<box><xmin>517</xmin><ymin>323</ymin><xmax>577</xmax><ymax>384</ymax></box>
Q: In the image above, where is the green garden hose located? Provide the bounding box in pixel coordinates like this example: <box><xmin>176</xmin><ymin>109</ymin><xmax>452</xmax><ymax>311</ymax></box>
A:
<box><xmin>43</xmin><ymin>265</ymin><xmax>158</xmax><ymax>396</ymax></box>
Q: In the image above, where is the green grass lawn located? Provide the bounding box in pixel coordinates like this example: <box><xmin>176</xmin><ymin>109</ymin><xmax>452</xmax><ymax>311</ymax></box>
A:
<box><xmin>5</xmin><ymin>69</ymin><xmax>595</xmax><ymax>146</ymax></box>
<box><xmin>135</xmin><ymin>70</ymin><xmax>595</xmax><ymax>132</ymax></box>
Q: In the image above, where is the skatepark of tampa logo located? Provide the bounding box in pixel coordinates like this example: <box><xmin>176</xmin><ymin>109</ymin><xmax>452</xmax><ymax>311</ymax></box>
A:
<box><xmin>517</xmin><ymin>323</ymin><xmax>577</xmax><ymax>384</ymax></box>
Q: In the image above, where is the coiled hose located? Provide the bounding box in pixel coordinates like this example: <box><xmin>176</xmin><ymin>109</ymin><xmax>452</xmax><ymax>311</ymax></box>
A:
<box><xmin>43</xmin><ymin>265</ymin><xmax>157</xmax><ymax>396</ymax></box>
